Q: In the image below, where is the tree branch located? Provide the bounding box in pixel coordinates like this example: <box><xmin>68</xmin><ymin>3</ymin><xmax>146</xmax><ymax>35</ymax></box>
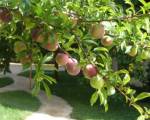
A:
<box><xmin>80</xmin><ymin>13</ymin><xmax>150</xmax><ymax>23</ymax></box>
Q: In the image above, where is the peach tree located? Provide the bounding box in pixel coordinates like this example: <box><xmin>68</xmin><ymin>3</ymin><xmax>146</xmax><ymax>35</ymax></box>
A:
<box><xmin>0</xmin><ymin>0</ymin><xmax>150</xmax><ymax>119</ymax></box>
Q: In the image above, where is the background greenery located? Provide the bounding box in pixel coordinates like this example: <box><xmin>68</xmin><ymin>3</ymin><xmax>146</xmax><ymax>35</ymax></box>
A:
<box><xmin>0</xmin><ymin>77</ymin><xmax>14</xmax><ymax>88</ymax></box>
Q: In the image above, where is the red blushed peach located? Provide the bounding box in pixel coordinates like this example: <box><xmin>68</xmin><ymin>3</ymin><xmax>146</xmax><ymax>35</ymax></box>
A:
<box><xmin>83</xmin><ymin>64</ymin><xmax>98</xmax><ymax>79</ymax></box>
<box><xmin>56</xmin><ymin>53</ymin><xmax>69</xmax><ymax>65</ymax></box>
<box><xmin>43</xmin><ymin>40</ymin><xmax>59</xmax><ymax>51</ymax></box>
<box><xmin>66</xmin><ymin>58</ymin><xmax>80</xmax><ymax>76</ymax></box>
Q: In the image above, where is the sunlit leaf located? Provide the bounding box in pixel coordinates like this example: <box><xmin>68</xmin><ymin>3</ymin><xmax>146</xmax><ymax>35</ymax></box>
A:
<box><xmin>134</xmin><ymin>92</ymin><xmax>150</xmax><ymax>102</ymax></box>
<box><xmin>90</xmin><ymin>91</ymin><xmax>98</xmax><ymax>106</ymax></box>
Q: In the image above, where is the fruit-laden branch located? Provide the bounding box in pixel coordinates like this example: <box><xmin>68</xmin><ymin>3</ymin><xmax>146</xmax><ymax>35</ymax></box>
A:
<box><xmin>80</xmin><ymin>13</ymin><xmax>150</xmax><ymax>22</ymax></box>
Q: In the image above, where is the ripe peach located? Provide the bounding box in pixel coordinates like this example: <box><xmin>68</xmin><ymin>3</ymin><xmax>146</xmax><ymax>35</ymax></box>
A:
<box><xmin>43</xmin><ymin>40</ymin><xmax>59</xmax><ymax>51</ymax></box>
<box><xmin>101</xmin><ymin>36</ymin><xmax>113</xmax><ymax>46</ymax></box>
<box><xmin>56</xmin><ymin>53</ymin><xmax>69</xmax><ymax>65</ymax></box>
<box><xmin>83</xmin><ymin>64</ymin><xmax>98</xmax><ymax>79</ymax></box>
<box><xmin>66</xmin><ymin>58</ymin><xmax>80</xmax><ymax>76</ymax></box>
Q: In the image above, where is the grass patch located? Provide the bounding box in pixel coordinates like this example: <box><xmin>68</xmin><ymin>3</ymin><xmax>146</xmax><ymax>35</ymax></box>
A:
<box><xmin>0</xmin><ymin>77</ymin><xmax>14</xmax><ymax>88</ymax></box>
<box><xmin>19</xmin><ymin>70</ymin><xmax>149</xmax><ymax>120</ymax></box>
<box><xmin>0</xmin><ymin>90</ymin><xmax>41</xmax><ymax>120</ymax></box>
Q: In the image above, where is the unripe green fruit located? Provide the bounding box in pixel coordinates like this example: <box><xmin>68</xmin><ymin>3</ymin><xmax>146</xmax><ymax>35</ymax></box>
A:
<box><xmin>107</xmin><ymin>86</ymin><xmax>116</xmax><ymax>96</ymax></box>
<box><xmin>90</xmin><ymin>75</ymin><xmax>104</xmax><ymax>89</ymax></box>
<box><xmin>128</xmin><ymin>46</ymin><xmax>138</xmax><ymax>57</ymax></box>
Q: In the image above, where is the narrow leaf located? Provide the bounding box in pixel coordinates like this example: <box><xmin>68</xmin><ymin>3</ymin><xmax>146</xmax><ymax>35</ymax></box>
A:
<box><xmin>84</xmin><ymin>40</ymin><xmax>98</xmax><ymax>46</ymax></box>
<box><xmin>32</xmin><ymin>82</ymin><xmax>40</xmax><ymax>96</ymax></box>
<box><xmin>94</xmin><ymin>47</ymin><xmax>109</xmax><ymax>52</ymax></box>
<box><xmin>42</xmin><ymin>82</ymin><xmax>51</xmax><ymax>98</ymax></box>
<box><xmin>123</xmin><ymin>73</ymin><xmax>130</xmax><ymax>85</ymax></box>
<box><xmin>131</xmin><ymin>104</ymin><xmax>144</xmax><ymax>114</ymax></box>
<box><xmin>134</xmin><ymin>92</ymin><xmax>150</xmax><ymax>102</ymax></box>
<box><xmin>41</xmin><ymin>74</ymin><xmax>56</xmax><ymax>84</ymax></box>
<box><xmin>90</xmin><ymin>91</ymin><xmax>99</xmax><ymax>106</ymax></box>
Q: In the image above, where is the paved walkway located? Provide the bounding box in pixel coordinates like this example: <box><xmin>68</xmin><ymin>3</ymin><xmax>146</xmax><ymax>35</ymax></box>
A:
<box><xmin>0</xmin><ymin>67</ymin><xmax>74</xmax><ymax>120</ymax></box>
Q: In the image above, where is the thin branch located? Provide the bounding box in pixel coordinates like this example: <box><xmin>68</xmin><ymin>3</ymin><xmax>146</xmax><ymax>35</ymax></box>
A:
<box><xmin>116</xmin><ymin>86</ymin><xmax>131</xmax><ymax>102</ymax></box>
<box><xmin>80</xmin><ymin>13</ymin><xmax>150</xmax><ymax>23</ymax></box>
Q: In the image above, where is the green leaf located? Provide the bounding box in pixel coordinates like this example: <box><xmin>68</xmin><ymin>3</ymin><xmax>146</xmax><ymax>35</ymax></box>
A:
<box><xmin>104</xmin><ymin>101</ymin><xmax>108</xmax><ymax>112</ymax></box>
<box><xmin>90</xmin><ymin>91</ymin><xmax>98</xmax><ymax>106</ymax></box>
<box><xmin>98</xmin><ymin>90</ymin><xmax>105</xmax><ymax>105</ymax></box>
<box><xmin>41</xmin><ymin>74</ymin><xmax>56</xmax><ymax>84</ymax></box>
<box><xmin>131</xmin><ymin>104</ymin><xmax>144</xmax><ymax>114</ymax></box>
<box><xmin>116</xmin><ymin>69</ymin><xmax>129</xmax><ymax>74</ymax></box>
<box><xmin>42</xmin><ymin>82</ymin><xmax>51</xmax><ymax>98</ymax></box>
<box><xmin>137</xmin><ymin>115</ymin><xmax>145</xmax><ymax>120</ymax></box>
<box><xmin>99</xmin><ymin>54</ymin><xmax>108</xmax><ymax>64</ymax></box>
<box><xmin>139</xmin><ymin>0</ymin><xmax>146</xmax><ymax>6</ymax></box>
<box><xmin>134</xmin><ymin>92</ymin><xmax>150</xmax><ymax>102</ymax></box>
<box><xmin>121</xmin><ymin>41</ymin><xmax>126</xmax><ymax>51</ymax></box>
<box><xmin>125</xmin><ymin>46</ymin><xmax>132</xmax><ymax>53</ymax></box>
<box><xmin>125</xmin><ymin>0</ymin><xmax>133</xmax><ymax>6</ymax></box>
<box><xmin>123</xmin><ymin>73</ymin><xmax>130</xmax><ymax>85</ymax></box>
<box><xmin>126</xmin><ymin>88</ymin><xmax>136</xmax><ymax>95</ymax></box>
<box><xmin>32</xmin><ymin>82</ymin><xmax>40</xmax><ymax>96</ymax></box>
<box><xmin>84</xmin><ymin>40</ymin><xmax>98</xmax><ymax>46</ymax></box>
<box><xmin>42</xmin><ymin>54</ymin><xmax>53</xmax><ymax>64</ymax></box>
<box><xmin>94</xmin><ymin>47</ymin><xmax>109</xmax><ymax>52</ymax></box>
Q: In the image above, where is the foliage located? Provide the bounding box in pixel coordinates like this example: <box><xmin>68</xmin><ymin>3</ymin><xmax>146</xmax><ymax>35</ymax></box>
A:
<box><xmin>0</xmin><ymin>37</ymin><xmax>15</xmax><ymax>74</ymax></box>
<box><xmin>0</xmin><ymin>77</ymin><xmax>14</xmax><ymax>88</ymax></box>
<box><xmin>0</xmin><ymin>0</ymin><xmax>150</xmax><ymax>119</ymax></box>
